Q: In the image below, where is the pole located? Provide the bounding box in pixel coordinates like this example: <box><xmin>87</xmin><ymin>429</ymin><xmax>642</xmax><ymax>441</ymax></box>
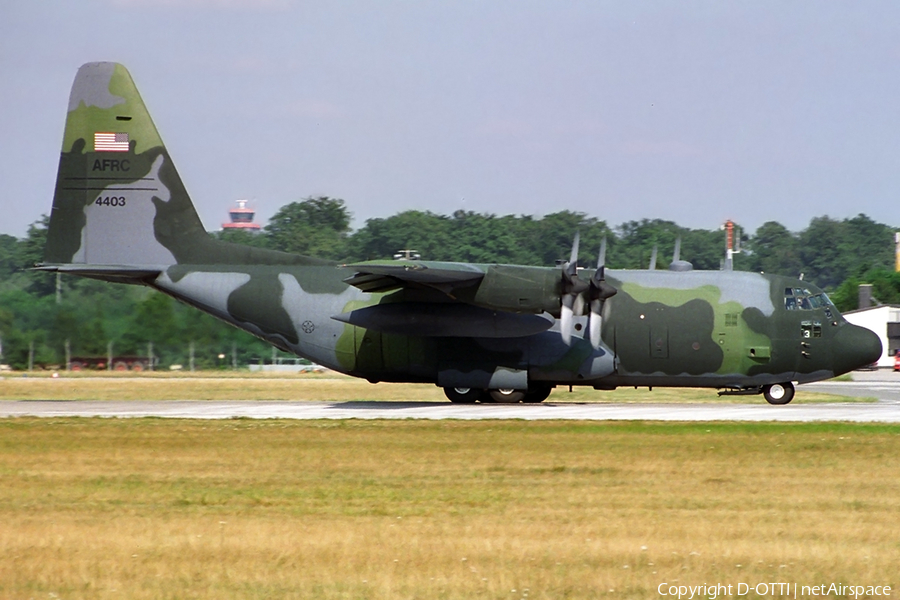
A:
<box><xmin>28</xmin><ymin>340</ymin><xmax>34</xmax><ymax>372</ymax></box>
<box><xmin>895</xmin><ymin>232</ymin><xmax>900</xmax><ymax>273</ymax></box>
<box><xmin>148</xmin><ymin>341</ymin><xmax>154</xmax><ymax>372</ymax></box>
<box><xmin>107</xmin><ymin>340</ymin><xmax>113</xmax><ymax>371</ymax></box>
<box><xmin>65</xmin><ymin>339</ymin><xmax>71</xmax><ymax>371</ymax></box>
<box><xmin>189</xmin><ymin>341</ymin><xmax>195</xmax><ymax>372</ymax></box>
<box><xmin>724</xmin><ymin>220</ymin><xmax>734</xmax><ymax>271</ymax></box>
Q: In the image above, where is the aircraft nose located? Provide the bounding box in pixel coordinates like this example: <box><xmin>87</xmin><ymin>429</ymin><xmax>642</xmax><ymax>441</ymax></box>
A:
<box><xmin>832</xmin><ymin>324</ymin><xmax>882</xmax><ymax>375</ymax></box>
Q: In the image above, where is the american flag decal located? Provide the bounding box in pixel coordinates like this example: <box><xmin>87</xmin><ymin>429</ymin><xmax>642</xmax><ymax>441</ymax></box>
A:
<box><xmin>94</xmin><ymin>132</ymin><xmax>129</xmax><ymax>152</ymax></box>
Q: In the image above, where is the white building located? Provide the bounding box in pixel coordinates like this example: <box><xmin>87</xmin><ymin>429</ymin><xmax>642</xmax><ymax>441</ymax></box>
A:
<box><xmin>843</xmin><ymin>305</ymin><xmax>900</xmax><ymax>368</ymax></box>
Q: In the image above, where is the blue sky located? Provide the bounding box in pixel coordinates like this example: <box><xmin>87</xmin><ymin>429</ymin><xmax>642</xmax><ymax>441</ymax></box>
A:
<box><xmin>3</xmin><ymin>1</ymin><xmax>900</xmax><ymax>238</ymax></box>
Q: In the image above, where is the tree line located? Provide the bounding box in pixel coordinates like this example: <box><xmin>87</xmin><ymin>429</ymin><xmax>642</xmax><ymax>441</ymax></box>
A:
<box><xmin>1</xmin><ymin>197</ymin><xmax>897</xmax><ymax>369</ymax></box>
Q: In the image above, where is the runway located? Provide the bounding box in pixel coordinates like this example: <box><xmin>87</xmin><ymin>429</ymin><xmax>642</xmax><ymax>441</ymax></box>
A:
<box><xmin>3</xmin><ymin>371</ymin><xmax>900</xmax><ymax>422</ymax></box>
<box><xmin>800</xmin><ymin>371</ymin><xmax>900</xmax><ymax>403</ymax></box>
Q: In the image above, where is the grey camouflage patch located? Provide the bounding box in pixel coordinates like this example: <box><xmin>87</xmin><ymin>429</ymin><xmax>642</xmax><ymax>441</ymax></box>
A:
<box><xmin>68</xmin><ymin>62</ymin><xmax>124</xmax><ymax>112</ymax></box>
<box><xmin>79</xmin><ymin>154</ymin><xmax>176</xmax><ymax>265</ymax></box>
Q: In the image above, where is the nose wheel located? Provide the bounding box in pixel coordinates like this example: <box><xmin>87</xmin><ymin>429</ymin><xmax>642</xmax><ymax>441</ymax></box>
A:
<box><xmin>763</xmin><ymin>382</ymin><xmax>795</xmax><ymax>405</ymax></box>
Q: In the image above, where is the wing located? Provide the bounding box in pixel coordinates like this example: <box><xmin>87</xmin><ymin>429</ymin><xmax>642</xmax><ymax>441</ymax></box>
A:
<box><xmin>340</xmin><ymin>260</ymin><xmax>486</xmax><ymax>295</ymax></box>
<box><xmin>336</xmin><ymin>260</ymin><xmax>566</xmax><ymax>338</ymax></box>
<box><xmin>338</xmin><ymin>260</ymin><xmax>555</xmax><ymax>338</ymax></box>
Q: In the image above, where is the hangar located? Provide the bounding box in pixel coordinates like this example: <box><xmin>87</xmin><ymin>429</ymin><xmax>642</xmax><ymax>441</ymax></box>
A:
<box><xmin>843</xmin><ymin>285</ymin><xmax>900</xmax><ymax>368</ymax></box>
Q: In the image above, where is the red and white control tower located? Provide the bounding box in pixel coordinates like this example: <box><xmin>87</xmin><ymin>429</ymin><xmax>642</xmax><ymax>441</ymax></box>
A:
<box><xmin>222</xmin><ymin>199</ymin><xmax>261</xmax><ymax>231</ymax></box>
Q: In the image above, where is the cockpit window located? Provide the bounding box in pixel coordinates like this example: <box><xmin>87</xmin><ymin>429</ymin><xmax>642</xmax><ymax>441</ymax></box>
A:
<box><xmin>784</xmin><ymin>290</ymin><xmax>833</xmax><ymax>312</ymax></box>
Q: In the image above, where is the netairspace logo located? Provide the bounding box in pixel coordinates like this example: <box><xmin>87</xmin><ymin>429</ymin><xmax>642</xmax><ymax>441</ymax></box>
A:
<box><xmin>657</xmin><ymin>582</ymin><xmax>892</xmax><ymax>599</ymax></box>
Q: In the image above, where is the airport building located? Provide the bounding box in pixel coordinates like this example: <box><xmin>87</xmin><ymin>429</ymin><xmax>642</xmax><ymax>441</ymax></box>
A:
<box><xmin>843</xmin><ymin>285</ymin><xmax>900</xmax><ymax>367</ymax></box>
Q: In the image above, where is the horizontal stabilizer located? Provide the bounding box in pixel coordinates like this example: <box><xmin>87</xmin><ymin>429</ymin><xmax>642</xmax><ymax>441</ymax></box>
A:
<box><xmin>34</xmin><ymin>263</ymin><xmax>161</xmax><ymax>284</ymax></box>
<box><xmin>332</xmin><ymin>302</ymin><xmax>553</xmax><ymax>338</ymax></box>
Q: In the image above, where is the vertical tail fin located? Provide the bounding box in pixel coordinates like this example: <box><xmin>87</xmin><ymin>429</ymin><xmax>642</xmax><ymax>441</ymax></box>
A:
<box><xmin>45</xmin><ymin>62</ymin><xmax>209</xmax><ymax>266</ymax></box>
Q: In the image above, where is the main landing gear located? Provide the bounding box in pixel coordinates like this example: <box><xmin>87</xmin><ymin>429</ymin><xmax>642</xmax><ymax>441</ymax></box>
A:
<box><xmin>762</xmin><ymin>382</ymin><xmax>795</xmax><ymax>405</ymax></box>
<box><xmin>443</xmin><ymin>385</ymin><xmax>553</xmax><ymax>404</ymax></box>
<box><xmin>719</xmin><ymin>381</ymin><xmax>797</xmax><ymax>405</ymax></box>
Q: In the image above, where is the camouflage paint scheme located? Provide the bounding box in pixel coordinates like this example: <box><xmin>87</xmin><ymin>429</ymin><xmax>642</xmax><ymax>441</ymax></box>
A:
<box><xmin>41</xmin><ymin>63</ymin><xmax>882</xmax><ymax>398</ymax></box>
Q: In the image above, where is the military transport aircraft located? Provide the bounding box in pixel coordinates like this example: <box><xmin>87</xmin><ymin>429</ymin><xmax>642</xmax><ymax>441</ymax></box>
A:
<box><xmin>38</xmin><ymin>62</ymin><xmax>882</xmax><ymax>404</ymax></box>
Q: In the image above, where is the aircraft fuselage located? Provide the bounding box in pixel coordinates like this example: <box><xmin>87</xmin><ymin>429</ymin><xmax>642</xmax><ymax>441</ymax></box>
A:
<box><xmin>151</xmin><ymin>263</ymin><xmax>877</xmax><ymax>392</ymax></box>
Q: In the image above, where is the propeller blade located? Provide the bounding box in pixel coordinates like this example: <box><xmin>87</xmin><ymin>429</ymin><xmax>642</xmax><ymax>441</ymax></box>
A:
<box><xmin>672</xmin><ymin>237</ymin><xmax>681</xmax><ymax>263</ymax></box>
<box><xmin>585</xmin><ymin>242</ymin><xmax>618</xmax><ymax>349</ymax></box>
<box><xmin>569</xmin><ymin>231</ymin><xmax>581</xmax><ymax>267</ymax></box>
<box><xmin>573</xmin><ymin>293</ymin><xmax>586</xmax><ymax>317</ymax></box>
<box><xmin>649</xmin><ymin>245</ymin><xmax>658</xmax><ymax>270</ymax></box>
<box><xmin>588</xmin><ymin>298</ymin><xmax>603</xmax><ymax>349</ymax></box>
<box><xmin>560</xmin><ymin>297</ymin><xmax>574</xmax><ymax>346</ymax></box>
<box><xmin>559</xmin><ymin>231</ymin><xmax>591</xmax><ymax>345</ymax></box>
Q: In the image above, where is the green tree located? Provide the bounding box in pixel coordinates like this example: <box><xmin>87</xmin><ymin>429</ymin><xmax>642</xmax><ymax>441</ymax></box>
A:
<box><xmin>0</xmin><ymin>234</ymin><xmax>18</xmax><ymax>280</ymax></box>
<box><xmin>265</xmin><ymin>196</ymin><xmax>351</xmax><ymax>259</ymax></box>
<box><xmin>748</xmin><ymin>221</ymin><xmax>802</xmax><ymax>277</ymax></box>
<box><xmin>120</xmin><ymin>292</ymin><xmax>178</xmax><ymax>361</ymax></box>
<box><xmin>212</xmin><ymin>228</ymin><xmax>270</xmax><ymax>249</ymax></box>
<box><xmin>527</xmin><ymin>211</ymin><xmax>612</xmax><ymax>268</ymax></box>
<box><xmin>346</xmin><ymin>209</ymin><xmax>613</xmax><ymax>267</ymax></box>
<box><xmin>839</xmin><ymin>214</ymin><xmax>894</xmax><ymax>275</ymax></box>
<box><xmin>346</xmin><ymin>210</ymin><xmax>453</xmax><ymax>261</ymax></box>
<box><xmin>16</xmin><ymin>216</ymin><xmax>59</xmax><ymax>297</ymax></box>
<box><xmin>613</xmin><ymin>219</ymin><xmax>683</xmax><ymax>269</ymax></box>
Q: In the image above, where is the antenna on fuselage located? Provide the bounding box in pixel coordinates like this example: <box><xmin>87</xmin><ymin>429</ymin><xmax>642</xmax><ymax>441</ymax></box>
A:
<box><xmin>393</xmin><ymin>249</ymin><xmax>421</xmax><ymax>261</ymax></box>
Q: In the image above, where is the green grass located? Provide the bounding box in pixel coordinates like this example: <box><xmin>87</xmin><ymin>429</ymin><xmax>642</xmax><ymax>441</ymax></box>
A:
<box><xmin>0</xmin><ymin>418</ymin><xmax>898</xmax><ymax>599</ymax></box>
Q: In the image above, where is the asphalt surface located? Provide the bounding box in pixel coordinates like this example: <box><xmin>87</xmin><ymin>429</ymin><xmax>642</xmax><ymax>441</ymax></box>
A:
<box><xmin>801</xmin><ymin>369</ymin><xmax>900</xmax><ymax>403</ymax></box>
<box><xmin>2</xmin><ymin>371</ymin><xmax>900</xmax><ymax>422</ymax></box>
<box><xmin>2</xmin><ymin>398</ymin><xmax>900</xmax><ymax>422</ymax></box>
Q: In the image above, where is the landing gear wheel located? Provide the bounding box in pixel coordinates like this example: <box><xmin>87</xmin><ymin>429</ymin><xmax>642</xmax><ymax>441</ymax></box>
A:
<box><xmin>763</xmin><ymin>382</ymin><xmax>795</xmax><ymax>405</ymax></box>
<box><xmin>487</xmin><ymin>389</ymin><xmax>526</xmax><ymax>403</ymax></box>
<box><xmin>523</xmin><ymin>385</ymin><xmax>553</xmax><ymax>403</ymax></box>
<box><xmin>444</xmin><ymin>387</ymin><xmax>482</xmax><ymax>403</ymax></box>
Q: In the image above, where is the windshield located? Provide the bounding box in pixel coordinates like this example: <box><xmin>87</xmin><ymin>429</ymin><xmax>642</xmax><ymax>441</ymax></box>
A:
<box><xmin>783</xmin><ymin>288</ymin><xmax>836</xmax><ymax>320</ymax></box>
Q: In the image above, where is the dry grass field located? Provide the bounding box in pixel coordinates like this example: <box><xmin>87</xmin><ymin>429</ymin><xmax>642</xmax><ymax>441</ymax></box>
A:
<box><xmin>0</xmin><ymin>371</ymin><xmax>867</xmax><ymax>403</ymax></box>
<box><xmin>1</xmin><ymin>418</ymin><xmax>898</xmax><ymax>599</ymax></box>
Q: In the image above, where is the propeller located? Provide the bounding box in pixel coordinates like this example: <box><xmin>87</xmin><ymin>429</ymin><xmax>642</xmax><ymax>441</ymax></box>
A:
<box><xmin>648</xmin><ymin>245</ymin><xmax>658</xmax><ymax>270</ymax></box>
<box><xmin>586</xmin><ymin>237</ymin><xmax>617</xmax><ymax>349</ymax></box>
<box><xmin>559</xmin><ymin>232</ymin><xmax>589</xmax><ymax>345</ymax></box>
<box><xmin>668</xmin><ymin>236</ymin><xmax>693</xmax><ymax>271</ymax></box>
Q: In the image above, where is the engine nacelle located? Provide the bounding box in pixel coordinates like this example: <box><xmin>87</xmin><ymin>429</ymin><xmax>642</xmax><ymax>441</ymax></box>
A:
<box><xmin>467</xmin><ymin>265</ymin><xmax>561</xmax><ymax>315</ymax></box>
